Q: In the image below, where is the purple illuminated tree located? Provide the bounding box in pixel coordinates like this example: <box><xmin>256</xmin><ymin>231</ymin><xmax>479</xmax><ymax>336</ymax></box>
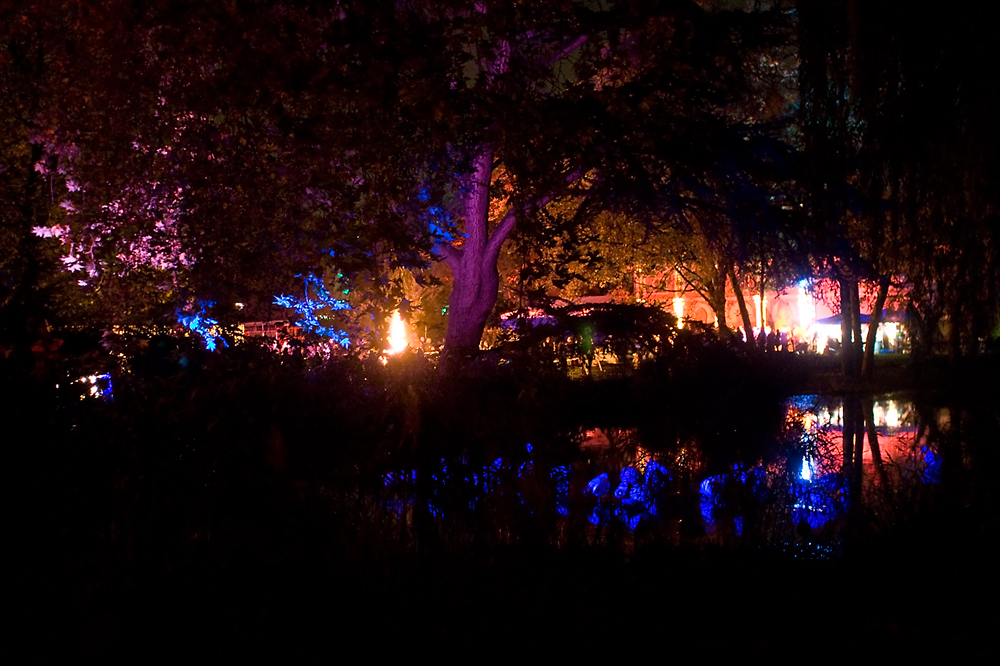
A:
<box><xmin>380</xmin><ymin>1</ymin><xmax>788</xmax><ymax>363</ymax></box>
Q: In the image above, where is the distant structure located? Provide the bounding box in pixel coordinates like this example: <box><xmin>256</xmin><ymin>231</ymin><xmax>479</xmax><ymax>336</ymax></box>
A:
<box><xmin>238</xmin><ymin>320</ymin><xmax>291</xmax><ymax>339</ymax></box>
<box><xmin>634</xmin><ymin>271</ymin><xmax>906</xmax><ymax>353</ymax></box>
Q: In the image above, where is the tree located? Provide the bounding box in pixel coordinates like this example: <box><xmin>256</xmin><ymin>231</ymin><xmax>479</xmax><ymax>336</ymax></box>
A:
<box><xmin>1</xmin><ymin>1</ymin><xmax>88</xmax><ymax>341</ymax></box>
<box><xmin>412</xmin><ymin>0</ymin><xmax>796</xmax><ymax>362</ymax></box>
<box><xmin>14</xmin><ymin>0</ymin><xmax>456</xmax><ymax>340</ymax></box>
<box><xmin>798</xmin><ymin>0</ymin><xmax>1000</xmax><ymax>373</ymax></box>
<box><xmin>485</xmin><ymin>0</ymin><xmax>801</xmax><ymax>348</ymax></box>
<box><xmin>12</xmin><ymin>0</ymin><xmax>801</xmax><ymax>363</ymax></box>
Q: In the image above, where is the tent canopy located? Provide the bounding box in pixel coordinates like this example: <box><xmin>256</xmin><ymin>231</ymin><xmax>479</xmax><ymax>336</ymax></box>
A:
<box><xmin>814</xmin><ymin>310</ymin><xmax>906</xmax><ymax>326</ymax></box>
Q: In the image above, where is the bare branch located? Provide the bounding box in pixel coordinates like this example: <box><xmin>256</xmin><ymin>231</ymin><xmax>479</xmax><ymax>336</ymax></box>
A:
<box><xmin>545</xmin><ymin>35</ymin><xmax>588</xmax><ymax>68</ymax></box>
<box><xmin>675</xmin><ymin>263</ymin><xmax>714</xmax><ymax>304</ymax></box>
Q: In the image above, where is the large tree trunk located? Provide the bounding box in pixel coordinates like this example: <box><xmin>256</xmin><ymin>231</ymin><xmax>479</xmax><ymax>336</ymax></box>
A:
<box><xmin>440</xmin><ymin>147</ymin><xmax>500</xmax><ymax>359</ymax></box>
<box><xmin>435</xmin><ymin>128</ymin><xmax>578</xmax><ymax>365</ymax></box>
<box><xmin>437</xmin><ymin>145</ymin><xmax>562</xmax><ymax>365</ymax></box>
<box><xmin>444</xmin><ymin>258</ymin><xmax>500</xmax><ymax>354</ymax></box>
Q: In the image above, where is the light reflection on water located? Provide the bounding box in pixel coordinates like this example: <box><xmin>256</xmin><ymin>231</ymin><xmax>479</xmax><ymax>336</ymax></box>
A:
<box><xmin>379</xmin><ymin>394</ymin><xmax>955</xmax><ymax>554</ymax></box>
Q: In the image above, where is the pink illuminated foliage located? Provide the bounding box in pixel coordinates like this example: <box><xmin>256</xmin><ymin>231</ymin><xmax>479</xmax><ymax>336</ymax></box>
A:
<box><xmin>16</xmin><ymin>0</ymin><xmax>448</xmax><ymax>331</ymax></box>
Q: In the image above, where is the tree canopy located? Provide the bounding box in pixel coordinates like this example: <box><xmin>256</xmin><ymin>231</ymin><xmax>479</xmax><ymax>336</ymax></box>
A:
<box><xmin>4</xmin><ymin>0</ymin><xmax>997</xmax><ymax>361</ymax></box>
<box><xmin>798</xmin><ymin>0</ymin><xmax>1000</xmax><ymax>363</ymax></box>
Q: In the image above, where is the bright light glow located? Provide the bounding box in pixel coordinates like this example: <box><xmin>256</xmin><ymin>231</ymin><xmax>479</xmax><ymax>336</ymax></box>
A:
<box><xmin>386</xmin><ymin>310</ymin><xmax>408</xmax><ymax>354</ymax></box>
<box><xmin>885</xmin><ymin>402</ymin><xmax>900</xmax><ymax>428</ymax></box>
<box><xmin>75</xmin><ymin>373</ymin><xmax>113</xmax><ymax>400</ymax></box>
<box><xmin>673</xmin><ymin>298</ymin><xmax>684</xmax><ymax>328</ymax></box>
<box><xmin>801</xmin><ymin>458</ymin><xmax>813</xmax><ymax>481</ymax></box>
<box><xmin>797</xmin><ymin>286</ymin><xmax>815</xmax><ymax>329</ymax></box>
<box><xmin>752</xmin><ymin>294</ymin><xmax>767</xmax><ymax>329</ymax></box>
<box><xmin>816</xmin><ymin>336</ymin><xmax>828</xmax><ymax>354</ymax></box>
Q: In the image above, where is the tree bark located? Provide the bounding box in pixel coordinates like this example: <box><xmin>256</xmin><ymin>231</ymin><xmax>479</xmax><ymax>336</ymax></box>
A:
<box><xmin>861</xmin><ymin>278</ymin><xmax>889</xmax><ymax>379</ymax></box>
<box><xmin>728</xmin><ymin>267</ymin><xmax>757</xmax><ymax>347</ymax></box>
<box><xmin>839</xmin><ymin>276</ymin><xmax>857</xmax><ymax>379</ymax></box>
<box><xmin>709</xmin><ymin>265</ymin><xmax>728</xmax><ymax>333</ymax></box>
<box><xmin>440</xmin><ymin>146</ymin><xmax>501</xmax><ymax>358</ymax></box>
<box><xmin>757</xmin><ymin>264</ymin><xmax>768</xmax><ymax>350</ymax></box>
<box><xmin>436</xmin><ymin>144</ymin><xmax>571</xmax><ymax>365</ymax></box>
<box><xmin>849</xmin><ymin>279</ymin><xmax>863</xmax><ymax>377</ymax></box>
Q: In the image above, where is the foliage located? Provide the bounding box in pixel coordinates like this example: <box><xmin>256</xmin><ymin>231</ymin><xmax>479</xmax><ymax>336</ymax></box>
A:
<box><xmin>6</xmin><ymin>0</ymin><xmax>997</xmax><ymax>365</ymax></box>
<box><xmin>273</xmin><ymin>273</ymin><xmax>352</xmax><ymax>347</ymax></box>
<box><xmin>494</xmin><ymin>301</ymin><xmax>758</xmax><ymax>383</ymax></box>
<box><xmin>6</xmin><ymin>0</ymin><xmax>462</xmax><ymax>336</ymax></box>
<box><xmin>797</xmin><ymin>0</ymin><xmax>1000</xmax><ymax>357</ymax></box>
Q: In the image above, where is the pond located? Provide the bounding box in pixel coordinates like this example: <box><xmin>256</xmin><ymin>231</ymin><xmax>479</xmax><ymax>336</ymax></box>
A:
<box><xmin>362</xmin><ymin>389</ymin><xmax>996</xmax><ymax>655</ymax></box>
<box><xmin>377</xmin><ymin>391</ymin><xmax>997</xmax><ymax>559</ymax></box>
<box><xmin>18</xmin><ymin>352</ymin><xmax>996</xmax><ymax>656</ymax></box>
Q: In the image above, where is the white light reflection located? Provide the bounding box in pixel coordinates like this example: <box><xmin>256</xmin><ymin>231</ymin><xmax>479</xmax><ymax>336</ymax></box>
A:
<box><xmin>801</xmin><ymin>458</ymin><xmax>813</xmax><ymax>481</ymax></box>
<box><xmin>797</xmin><ymin>285</ymin><xmax>815</xmax><ymax>329</ymax></box>
<box><xmin>885</xmin><ymin>401</ymin><xmax>899</xmax><ymax>428</ymax></box>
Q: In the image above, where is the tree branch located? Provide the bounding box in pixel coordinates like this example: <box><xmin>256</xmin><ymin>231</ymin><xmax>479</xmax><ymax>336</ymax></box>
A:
<box><xmin>432</xmin><ymin>242</ymin><xmax>463</xmax><ymax>271</ymax></box>
<box><xmin>675</xmin><ymin>263</ymin><xmax>714</xmax><ymax>304</ymax></box>
<box><xmin>484</xmin><ymin>168</ymin><xmax>584</xmax><ymax>262</ymax></box>
<box><xmin>544</xmin><ymin>35</ymin><xmax>588</xmax><ymax>68</ymax></box>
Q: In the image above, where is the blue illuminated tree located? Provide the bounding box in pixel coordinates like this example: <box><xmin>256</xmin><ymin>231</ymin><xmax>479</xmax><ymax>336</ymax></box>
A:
<box><xmin>273</xmin><ymin>273</ymin><xmax>352</xmax><ymax>348</ymax></box>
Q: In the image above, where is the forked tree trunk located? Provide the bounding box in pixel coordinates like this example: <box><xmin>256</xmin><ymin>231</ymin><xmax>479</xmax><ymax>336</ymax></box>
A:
<box><xmin>444</xmin><ymin>256</ymin><xmax>500</xmax><ymax>354</ymax></box>
<box><xmin>436</xmin><ymin>145</ymin><xmax>564</xmax><ymax>366</ymax></box>
<box><xmin>432</xmin><ymin>24</ymin><xmax>587</xmax><ymax>367</ymax></box>
<box><xmin>440</xmin><ymin>147</ymin><xmax>501</xmax><ymax>359</ymax></box>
